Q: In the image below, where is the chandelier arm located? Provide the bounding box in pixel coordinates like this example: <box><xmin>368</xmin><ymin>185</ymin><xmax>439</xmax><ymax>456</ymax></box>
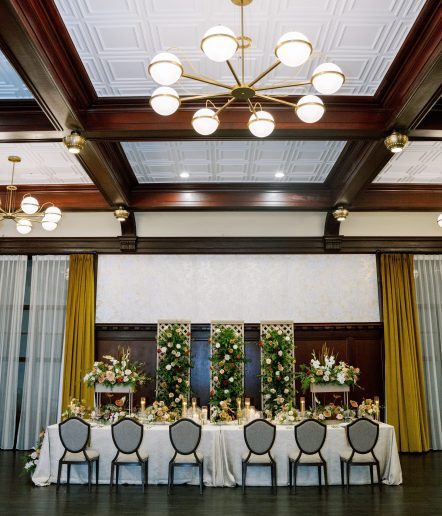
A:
<box><xmin>180</xmin><ymin>92</ymin><xmax>231</xmax><ymax>102</ymax></box>
<box><xmin>254</xmin><ymin>80</ymin><xmax>312</xmax><ymax>92</ymax></box>
<box><xmin>226</xmin><ymin>60</ymin><xmax>241</xmax><ymax>86</ymax></box>
<box><xmin>215</xmin><ymin>97</ymin><xmax>235</xmax><ymax>116</ymax></box>
<box><xmin>181</xmin><ymin>72</ymin><xmax>233</xmax><ymax>90</ymax></box>
<box><xmin>248</xmin><ymin>60</ymin><xmax>281</xmax><ymax>87</ymax></box>
<box><xmin>247</xmin><ymin>99</ymin><xmax>257</xmax><ymax>115</ymax></box>
<box><xmin>255</xmin><ymin>93</ymin><xmax>298</xmax><ymax>109</ymax></box>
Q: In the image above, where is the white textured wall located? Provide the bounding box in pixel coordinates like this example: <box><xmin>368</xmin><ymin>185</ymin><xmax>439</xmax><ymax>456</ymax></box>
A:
<box><xmin>96</xmin><ymin>254</ymin><xmax>380</xmax><ymax>323</ymax></box>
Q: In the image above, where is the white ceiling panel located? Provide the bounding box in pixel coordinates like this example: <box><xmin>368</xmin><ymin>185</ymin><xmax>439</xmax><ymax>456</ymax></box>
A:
<box><xmin>0</xmin><ymin>51</ymin><xmax>33</xmax><ymax>99</ymax></box>
<box><xmin>54</xmin><ymin>0</ymin><xmax>425</xmax><ymax>97</ymax></box>
<box><xmin>122</xmin><ymin>140</ymin><xmax>346</xmax><ymax>183</ymax></box>
<box><xmin>374</xmin><ymin>141</ymin><xmax>442</xmax><ymax>184</ymax></box>
<box><xmin>0</xmin><ymin>143</ymin><xmax>92</xmax><ymax>184</ymax></box>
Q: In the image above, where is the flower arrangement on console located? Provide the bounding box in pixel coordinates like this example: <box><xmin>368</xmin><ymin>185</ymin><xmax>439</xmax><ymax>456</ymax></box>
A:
<box><xmin>83</xmin><ymin>348</ymin><xmax>148</xmax><ymax>390</ymax></box>
<box><xmin>23</xmin><ymin>429</ymin><xmax>45</xmax><ymax>476</ymax></box>
<box><xmin>260</xmin><ymin>326</ymin><xmax>295</xmax><ymax>418</ymax></box>
<box><xmin>296</xmin><ymin>344</ymin><xmax>360</xmax><ymax>392</ymax></box>
<box><xmin>156</xmin><ymin>324</ymin><xmax>192</xmax><ymax>409</ymax></box>
<box><xmin>144</xmin><ymin>400</ymin><xmax>178</xmax><ymax>423</ymax></box>
<box><xmin>210</xmin><ymin>325</ymin><xmax>246</xmax><ymax>422</ymax></box>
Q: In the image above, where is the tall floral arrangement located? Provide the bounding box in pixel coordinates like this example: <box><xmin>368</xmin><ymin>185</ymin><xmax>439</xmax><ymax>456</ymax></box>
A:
<box><xmin>156</xmin><ymin>323</ymin><xmax>192</xmax><ymax>409</ymax></box>
<box><xmin>83</xmin><ymin>349</ymin><xmax>148</xmax><ymax>390</ymax></box>
<box><xmin>260</xmin><ymin>324</ymin><xmax>295</xmax><ymax>417</ymax></box>
<box><xmin>296</xmin><ymin>344</ymin><xmax>360</xmax><ymax>392</ymax></box>
<box><xmin>210</xmin><ymin>325</ymin><xmax>246</xmax><ymax>421</ymax></box>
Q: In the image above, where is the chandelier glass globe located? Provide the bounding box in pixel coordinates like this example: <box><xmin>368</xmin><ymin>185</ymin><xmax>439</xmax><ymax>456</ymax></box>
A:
<box><xmin>192</xmin><ymin>108</ymin><xmax>220</xmax><ymax>135</ymax></box>
<box><xmin>42</xmin><ymin>220</ymin><xmax>58</xmax><ymax>231</ymax></box>
<box><xmin>248</xmin><ymin>110</ymin><xmax>275</xmax><ymax>138</ymax></box>
<box><xmin>16</xmin><ymin>219</ymin><xmax>32</xmax><ymax>234</ymax></box>
<box><xmin>201</xmin><ymin>26</ymin><xmax>238</xmax><ymax>62</ymax></box>
<box><xmin>437</xmin><ymin>214</ymin><xmax>442</xmax><ymax>228</ymax></box>
<box><xmin>44</xmin><ymin>206</ymin><xmax>62</xmax><ymax>223</ymax></box>
<box><xmin>296</xmin><ymin>95</ymin><xmax>325</xmax><ymax>123</ymax></box>
<box><xmin>312</xmin><ymin>63</ymin><xmax>345</xmax><ymax>94</ymax></box>
<box><xmin>20</xmin><ymin>195</ymin><xmax>39</xmax><ymax>214</ymax></box>
<box><xmin>150</xmin><ymin>86</ymin><xmax>180</xmax><ymax>116</ymax></box>
<box><xmin>275</xmin><ymin>32</ymin><xmax>312</xmax><ymax>67</ymax></box>
<box><xmin>148</xmin><ymin>52</ymin><xmax>183</xmax><ymax>86</ymax></box>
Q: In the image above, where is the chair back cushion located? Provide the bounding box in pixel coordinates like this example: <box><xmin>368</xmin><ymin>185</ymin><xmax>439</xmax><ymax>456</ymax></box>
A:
<box><xmin>295</xmin><ymin>419</ymin><xmax>327</xmax><ymax>454</ymax></box>
<box><xmin>112</xmin><ymin>418</ymin><xmax>143</xmax><ymax>454</ymax></box>
<box><xmin>59</xmin><ymin>417</ymin><xmax>89</xmax><ymax>452</ymax></box>
<box><xmin>347</xmin><ymin>418</ymin><xmax>379</xmax><ymax>454</ymax></box>
<box><xmin>169</xmin><ymin>418</ymin><xmax>201</xmax><ymax>455</ymax></box>
<box><xmin>244</xmin><ymin>419</ymin><xmax>276</xmax><ymax>455</ymax></box>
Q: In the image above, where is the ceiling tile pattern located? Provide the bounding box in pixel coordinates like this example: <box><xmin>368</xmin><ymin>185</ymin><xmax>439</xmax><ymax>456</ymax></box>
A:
<box><xmin>374</xmin><ymin>141</ymin><xmax>442</xmax><ymax>184</ymax></box>
<box><xmin>0</xmin><ymin>51</ymin><xmax>33</xmax><ymax>99</ymax></box>
<box><xmin>0</xmin><ymin>143</ymin><xmax>92</xmax><ymax>184</ymax></box>
<box><xmin>54</xmin><ymin>0</ymin><xmax>425</xmax><ymax>97</ymax></box>
<box><xmin>122</xmin><ymin>140</ymin><xmax>346</xmax><ymax>183</ymax></box>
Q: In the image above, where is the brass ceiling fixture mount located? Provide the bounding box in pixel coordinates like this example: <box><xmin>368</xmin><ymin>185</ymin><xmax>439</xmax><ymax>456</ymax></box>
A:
<box><xmin>148</xmin><ymin>0</ymin><xmax>345</xmax><ymax>137</ymax></box>
<box><xmin>332</xmin><ymin>206</ymin><xmax>349</xmax><ymax>222</ymax></box>
<box><xmin>63</xmin><ymin>130</ymin><xmax>86</xmax><ymax>154</ymax></box>
<box><xmin>0</xmin><ymin>156</ymin><xmax>62</xmax><ymax>234</ymax></box>
<box><xmin>114</xmin><ymin>206</ymin><xmax>130</xmax><ymax>222</ymax></box>
<box><xmin>384</xmin><ymin>131</ymin><xmax>409</xmax><ymax>153</ymax></box>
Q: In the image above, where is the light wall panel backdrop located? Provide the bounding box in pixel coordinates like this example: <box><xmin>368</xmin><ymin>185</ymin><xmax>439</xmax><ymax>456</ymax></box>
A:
<box><xmin>96</xmin><ymin>255</ymin><xmax>380</xmax><ymax>324</ymax></box>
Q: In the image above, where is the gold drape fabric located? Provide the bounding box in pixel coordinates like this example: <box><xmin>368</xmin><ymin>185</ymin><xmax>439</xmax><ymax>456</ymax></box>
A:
<box><xmin>61</xmin><ymin>254</ymin><xmax>95</xmax><ymax>409</ymax></box>
<box><xmin>380</xmin><ymin>254</ymin><xmax>430</xmax><ymax>452</ymax></box>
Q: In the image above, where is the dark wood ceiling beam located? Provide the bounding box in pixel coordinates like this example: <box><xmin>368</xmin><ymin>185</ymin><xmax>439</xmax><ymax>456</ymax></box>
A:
<box><xmin>0</xmin><ymin>100</ymin><xmax>53</xmax><ymax>132</ymax></box>
<box><xmin>352</xmin><ymin>184</ymin><xmax>442</xmax><ymax>211</ymax></box>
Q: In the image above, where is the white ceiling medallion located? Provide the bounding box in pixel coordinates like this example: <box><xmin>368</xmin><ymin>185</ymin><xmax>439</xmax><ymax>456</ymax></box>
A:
<box><xmin>148</xmin><ymin>0</ymin><xmax>344</xmax><ymax>137</ymax></box>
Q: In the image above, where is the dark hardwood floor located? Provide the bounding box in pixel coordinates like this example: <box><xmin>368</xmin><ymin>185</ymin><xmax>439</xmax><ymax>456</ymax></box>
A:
<box><xmin>2</xmin><ymin>451</ymin><xmax>441</xmax><ymax>516</ymax></box>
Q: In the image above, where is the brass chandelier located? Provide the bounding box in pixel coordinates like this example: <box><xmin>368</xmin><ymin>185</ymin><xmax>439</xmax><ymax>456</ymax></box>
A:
<box><xmin>148</xmin><ymin>0</ymin><xmax>345</xmax><ymax>137</ymax></box>
<box><xmin>0</xmin><ymin>156</ymin><xmax>62</xmax><ymax>234</ymax></box>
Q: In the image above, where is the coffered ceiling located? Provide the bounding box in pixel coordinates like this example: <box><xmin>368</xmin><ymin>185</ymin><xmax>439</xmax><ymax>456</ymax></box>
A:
<box><xmin>0</xmin><ymin>51</ymin><xmax>32</xmax><ymax>99</ymax></box>
<box><xmin>54</xmin><ymin>0</ymin><xmax>425</xmax><ymax>97</ymax></box>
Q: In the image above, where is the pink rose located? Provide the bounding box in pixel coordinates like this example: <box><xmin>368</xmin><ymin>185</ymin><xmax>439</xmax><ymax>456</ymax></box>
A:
<box><xmin>105</xmin><ymin>371</ymin><xmax>115</xmax><ymax>382</ymax></box>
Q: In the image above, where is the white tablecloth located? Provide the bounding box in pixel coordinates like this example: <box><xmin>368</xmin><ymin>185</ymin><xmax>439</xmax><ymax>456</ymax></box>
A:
<box><xmin>32</xmin><ymin>422</ymin><xmax>402</xmax><ymax>487</ymax></box>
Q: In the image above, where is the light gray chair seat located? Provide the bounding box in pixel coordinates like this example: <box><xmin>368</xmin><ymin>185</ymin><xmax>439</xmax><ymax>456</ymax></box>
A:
<box><xmin>174</xmin><ymin>452</ymin><xmax>203</xmax><ymax>463</ymax></box>
<box><xmin>64</xmin><ymin>449</ymin><xmax>99</xmax><ymax>461</ymax></box>
<box><xmin>111</xmin><ymin>418</ymin><xmax>148</xmax><ymax>491</ymax></box>
<box><xmin>289</xmin><ymin>452</ymin><xmax>323</xmax><ymax>464</ymax></box>
<box><xmin>340</xmin><ymin>452</ymin><xmax>377</xmax><ymax>463</ymax></box>
<box><xmin>242</xmin><ymin>452</ymin><xmax>273</xmax><ymax>463</ymax></box>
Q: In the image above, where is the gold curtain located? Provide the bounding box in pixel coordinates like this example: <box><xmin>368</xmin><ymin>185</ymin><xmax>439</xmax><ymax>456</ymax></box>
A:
<box><xmin>380</xmin><ymin>254</ymin><xmax>429</xmax><ymax>452</ymax></box>
<box><xmin>62</xmin><ymin>254</ymin><xmax>95</xmax><ymax>409</ymax></box>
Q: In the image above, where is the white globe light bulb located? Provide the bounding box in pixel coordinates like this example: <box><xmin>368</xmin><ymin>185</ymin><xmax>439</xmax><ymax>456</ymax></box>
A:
<box><xmin>148</xmin><ymin>52</ymin><xmax>182</xmax><ymax>86</ymax></box>
<box><xmin>437</xmin><ymin>214</ymin><xmax>442</xmax><ymax>228</ymax></box>
<box><xmin>191</xmin><ymin>108</ymin><xmax>219</xmax><ymax>135</ymax></box>
<box><xmin>201</xmin><ymin>25</ymin><xmax>238</xmax><ymax>62</ymax></box>
<box><xmin>42</xmin><ymin>220</ymin><xmax>58</xmax><ymax>231</ymax></box>
<box><xmin>21</xmin><ymin>195</ymin><xmax>39</xmax><ymax>214</ymax></box>
<box><xmin>248</xmin><ymin>110</ymin><xmax>275</xmax><ymax>138</ymax></box>
<box><xmin>16</xmin><ymin>219</ymin><xmax>32</xmax><ymax>235</ymax></box>
<box><xmin>44</xmin><ymin>206</ymin><xmax>62</xmax><ymax>223</ymax></box>
<box><xmin>312</xmin><ymin>63</ymin><xmax>345</xmax><ymax>94</ymax></box>
<box><xmin>296</xmin><ymin>95</ymin><xmax>325</xmax><ymax>123</ymax></box>
<box><xmin>275</xmin><ymin>32</ymin><xmax>312</xmax><ymax>67</ymax></box>
<box><xmin>149</xmin><ymin>86</ymin><xmax>180</xmax><ymax>116</ymax></box>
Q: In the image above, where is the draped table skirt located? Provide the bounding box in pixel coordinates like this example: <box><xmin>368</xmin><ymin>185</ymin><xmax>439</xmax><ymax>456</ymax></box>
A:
<box><xmin>32</xmin><ymin>422</ymin><xmax>402</xmax><ymax>487</ymax></box>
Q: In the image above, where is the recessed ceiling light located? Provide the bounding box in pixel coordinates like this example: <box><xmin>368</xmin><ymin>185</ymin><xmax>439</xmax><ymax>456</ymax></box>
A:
<box><xmin>180</xmin><ymin>172</ymin><xmax>190</xmax><ymax>179</ymax></box>
<box><xmin>275</xmin><ymin>171</ymin><xmax>285</xmax><ymax>178</ymax></box>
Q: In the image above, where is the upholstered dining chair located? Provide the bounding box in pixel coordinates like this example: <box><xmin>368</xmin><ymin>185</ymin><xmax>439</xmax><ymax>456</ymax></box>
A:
<box><xmin>110</xmin><ymin>418</ymin><xmax>148</xmax><ymax>491</ymax></box>
<box><xmin>288</xmin><ymin>419</ymin><xmax>328</xmax><ymax>491</ymax></box>
<box><xmin>242</xmin><ymin>419</ymin><xmax>277</xmax><ymax>493</ymax></box>
<box><xmin>340</xmin><ymin>417</ymin><xmax>381</xmax><ymax>490</ymax></box>
<box><xmin>57</xmin><ymin>417</ymin><xmax>99</xmax><ymax>491</ymax></box>
<box><xmin>168</xmin><ymin>418</ymin><xmax>204</xmax><ymax>495</ymax></box>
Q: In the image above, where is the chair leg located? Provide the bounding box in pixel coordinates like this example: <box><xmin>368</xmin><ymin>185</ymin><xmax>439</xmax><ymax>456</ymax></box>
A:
<box><xmin>323</xmin><ymin>463</ymin><xmax>328</xmax><ymax>487</ymax></box>
<box><xmin>141</xmin><ymin>462</ymin><xmax>145</xmax><ymax>492</ymax></box>
<box><xmin>115</xmin><ymin>464</ymin><xmax>119</xmax><ymax>490</ymax></box>
<box><xmin>288</xmin><ymin>459</ymin><xmax>293</xmax><ymax>489</ymax></box>
<box><xmin>110</xmin><ymin>462</ymin><xmax>114</xmax><ymax>490</ymax></box>
<box><xmin>273</xmin><ymin>463</ymin><xmax>277</xmax><ymax>493</ymax></box>
<box><xmin>370</xmin><ymin>465</ymin><xmax>374</xmax><ymax>485</ymax></box>
<box><xmin>171</xmin><ymin>463</ymin><xmax>175</xmax><ymax>492</ymax></box>
<box><xmin>340</xmin><ymin>459</ymin><xmax>344</xmax><ymax>486</ymax></box>
<box><xmin>96</xmin><ymin>460</ymin><xmax>99</xmax><ymax>487</ymax></box>
<box><xmin>199</xmin><ymin>462</ymin><xmax>204</xmax><ymax>495</ymax></box>
<box><xmin>67</xmin><ymin>463</ymin><xmax>71</xmax><ymax>487</ymax></box>
<box><xmin>88</xmin><ymin>461</ymin><xmax>92</xmax><ymax>492</ymax></box>
<box><xmin>167</xmin><ymin>461</ymin><xmax>172</xmax><ymax>494</ymax></box>
<box><xmin>242</xmin><ymin>463</ymin><xmax>247</xmax><ymax>493</ymax></box>
<box><xmin>346</xmin><ymin>463</ymin><xmax>350</xmax><ymax>491</ymax></box>
<box><xmin>375</xmin><ymin>461</ymin><xmax>382</xmax><ymax>490</ymax></box>
<box><xmin>56</xmin><ymin>461</ymin><xmax>62</xmax><ymax>490</ymax></box>
<box><xmin>318</xmin><ymin>465</ymin><xmax>322</xmax><ymax>487</ymax></box>
<box><xmin>145</xmin><ymin>460</ymin><xmax>149</xmax><ymax>490</ymax></box>
<box><xmin>293</xmin><ymin>463</ymin><xmax>298</xmax><ymax>493</ymax></box>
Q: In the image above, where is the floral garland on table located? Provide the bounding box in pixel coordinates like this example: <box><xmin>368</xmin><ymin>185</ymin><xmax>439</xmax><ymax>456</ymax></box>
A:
<box><xmin>23</xmin><ymin>429</ymin><xmax>45</xmax><ymax>476</ymax></box>
<box><xmin>144</xmin><ymin>401</ymin><xmax>178</xmax><ymax>423</ymax></box>
<box><xmin>296</xmin><ymin>344</ymin><xmax>360</xmax><ymax>392</ymax></box>
<box><xmin>260</xmin><ymin>325</ymin><xmax>295</xmax><ymax>418</ymax></box>
<box><xmin>156</xmin><ymin>324</ymin><xmax>192</xmax><ymax>409</ymax></box>
<box><xmin>83</xmin><ymin>349</ymin><xmax>149</xmax><ymax>390</ymax></box>
<box><xmin>210</xmin><ymin>325</ymin><xmax>246</xmax><ymax>422</ymax></box>
<box><xmin>306</xmin><ymin>400</ymin><xmax>357</xmax><ymax>422</ymax></box>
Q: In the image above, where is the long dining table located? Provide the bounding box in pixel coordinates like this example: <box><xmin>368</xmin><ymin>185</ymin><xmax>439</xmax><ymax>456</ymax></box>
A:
<box><xmin>32</xmin><ymin>421</ymin><xmax>402</xmax><ymax>487</ymax></box>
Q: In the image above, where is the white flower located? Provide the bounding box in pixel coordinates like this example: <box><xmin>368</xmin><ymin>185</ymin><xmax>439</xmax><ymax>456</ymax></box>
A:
<box><xmin>284</xmin><ymin>388</ymin><xmax>289</xmax><ymax>394</ymax></box>
<box><xmin>220</xmin><ymin>369</ymin><xmax>225</xmax><ymax>374</ymax></box>
<box><xmin>124</xmin><ymin>369</ymin><xmax>132</xmax><ymax>375</ymax></box>
<box><xmin>175</xmin><ymin>398</ymin><xmax>180</xmax><ymax>404</ymax></box>
<box><xmin>161</xmin><ymin>347</ymin><xmax>167</xmax><ymax>353</ymax></box>
<box><xmin>311</xmin><ymin>359</ymin><xmax>320</xmax><ymax>369</ymax></box>
<box><xmin>277</xmin><ymin>330</ymin><xmax>282</xmax><ymax>335</ymax></box>
<box><xmin>229</xmin><ymin>377</ymin><xmax>234</xmax><ymax>383</ymax></box>
<box><xmin>178</xmin><ymin>378</ymin><xmax>182</xmax><ymax>383</ymax></box>
<box><xmin>215</xmin><ymin>328</ymin><xmax>221</xmax><ymax>334</ymax></box>
<box><xmin>25</xmin><ymin>461</ymin><xmax>33</xmax><ymax>470</ymax></box>
<box><xmin>285</xmin><ymin>336</ymin><xmax>290</xmax><ymax>342</ymax></box>
<box><xmin>176</xmin><ymin>343</ymin><xmax>181</xmax><ymax>349</ymax></box>
<box><xmin>166</xmin><ymin>364</ymin><xmax>172</xmax><ymax>371</ymax></box>
<box><xmin>318</xmin><ymin>413</ymin><xmax>325</xmax><ymax>420</ymax></box>
<box><xmin>176</xmin><ymin>351</ymin><xmax>181</xmax><ymax>357</ymax></box>
<box><xmin>167</xmin><ymin>342</ymin><xmax>172</xmax><ymax>348</ymax></box>
<box><xmin>31</xmin><ymin>452</ymin><xmax>38</xmax><ymax>460</ymax></box>
<box><xmin>323</xmin><ymin>375</ymin><xmax>330</xmax><ymax>382</ymax></box>
<box><xmin>224</xmin><ymin>354</ymin><xmax>230</xmax><ymax>361</ymax></box>
<box><xmin>278</xmin><ymin>350</ymin><xmax>283</xmax><ymax>357</ymax></box>
<box><xmin>171</xmin><ymin>350</ymin><xmax>177</xmax><ymax>356</ymax></box>
<box><xmin>275</xmin><ymin>371</ymin><xmax>280</xmax><ymax>376</ymax></box>
<box><xmin>215</xmin><ymin>343</ymin><xmax>220</xmax><ymax>348</ymax></box>
<box><xmin>284</xmin><ymin>376</ymin><xmax>289</xmax><ymax>382</ymax></box>
<box><xmin>233</xmin><ymin>344</ymin><xmax>238</xmax><ymax>350</ymax></box>
<box><xmin>270</xmin><ymin>388</ymin><xmax>276</xmax><ymax>394</ymax></box>
<box><xmin>123</xmin><ymin>376</ymin><xmax>128</xmax><ymax>382</ymax></box>
<box><xmin>337</xmin><ymin>372</ymin><xmax>345</xmax><ymax>384</ymax></box>
<box><xmin>169</xmin><ymin>392</ymin><xmax>174</xmax><ymax>398</ymax></box>
<box><xmin>224</xmin><ymin>389</ymin><xmax>229</xmax><ymax>394</ymax></box>
<box><xmin>266</xmin><ymin>358</ymin><xmax>271</xmax><ymax>365</ymax></box>
<box><xmin>213</xmin><ymin>376</ymin><xmax>219</xmax><ymax>382</ymax></box>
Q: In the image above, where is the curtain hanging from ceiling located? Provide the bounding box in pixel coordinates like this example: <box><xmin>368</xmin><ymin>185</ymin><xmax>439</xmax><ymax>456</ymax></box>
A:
<box><xmin>380</xmin><ymin>254</ymin><xmax>430</xmax><ymax>452</ymax></box>
<box><xmin>61</xmin><ymin>254</ymin><xmax>95</xmax><ymax>410</ymax></box>
<box><xmin>0</xmin><ymin>256</ymin><xmax>27</xmax><ymax>450</ymax></box>
<box><xmin>16</xmin><ymin>256</ymin><xmax>69</xmax><ymax>450</ymax></box>
<box><xmin>414</xmin><ymin>255</ymin><xmax>442</xmax><ymax>450</ymax></box>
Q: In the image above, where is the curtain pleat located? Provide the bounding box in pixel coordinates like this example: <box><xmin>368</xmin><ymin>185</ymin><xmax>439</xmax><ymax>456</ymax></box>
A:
<box><xmin>380</xmin><ymin>254</ymin><xmax>430</xmax><ymax>452</ymax></box>
<box><xmin>61</xmin><ymin>255</ymin><xmax>95</xmax><ymax>410</ymax></box>
<box><xmin>16</xmin><ymin>256</ymin><xmax>69</xmax><ymax>449</ymax></box>
<box><xmin>0</xmin><ymin>256</ymin><xmax>27</xmax><ymax>449</ymax></box>
<box><xmin>414</xmin><ymin>255</ymin><xmax>442</xmax><ymax>450</ymax></box>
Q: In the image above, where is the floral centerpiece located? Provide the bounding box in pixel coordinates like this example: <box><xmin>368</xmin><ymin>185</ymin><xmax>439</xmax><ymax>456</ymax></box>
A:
<box><xmin>211</xmin><ymin>400</ymin><xmax>235</xmax><ymax>423</ymax></box>
<box><xmin>260</xmin><ymin>326</ymin><xmax>295</xmax><ymax>418</ymax></box>
<box><xmin>273</xmin><ymin>403</ymin><xmax>300</xmax><ymax>425</ymax></box>
<box><xmin>358</xmin><ymin>398</ymin><xmax>380</xmax><ymax>419</ymax></box>
<box><xmin>61</xmin><ymin>398</ymin><xmax>90</xmax><ymax>420</ymax></box>
<box><xmin>306</xmin><ymin>400</ymin><xmax>357</xmax><ymax>422</ymax></box>
<box><xmin>210</xmin><ymin>325</ymin><xmax>246</xmax><ymax>421</ymax></box>
<box><xmin>23</xmin><ymin>429</ymin><xmax>45</xmax><ymax>476</ymax></box>
<box><xmin>296</xmin><ymin>344</ymin><xmax>360</xmax><ymax>392</ymax></box>
<box><xmin>144</xmin><ymin>401</ymin><xmax>178</xmax><ymax>423</ymax></box>
<box><xmin>83</xmin><ymin>349</ymin><xmax>148</xmax><ymax>390</ymax></box>
<box><xmin>156</xmin><ymin>324</ymin><xmax>192</xmax><ymax>409</ymax></box>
